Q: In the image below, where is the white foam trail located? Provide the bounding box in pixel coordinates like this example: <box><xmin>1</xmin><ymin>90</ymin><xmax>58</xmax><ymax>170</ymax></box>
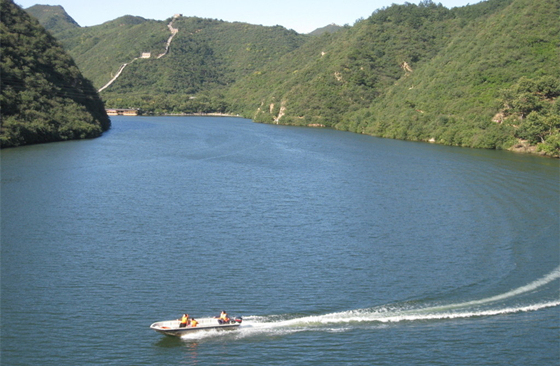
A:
<box><xmin>242</xmin><ymin>267</ymin><xmax>560</xmax><ymax>329</ymax></box>
<box><xmin>177</xmin><ymin>299</ymin><xmax>560</xmax><ymax>342</ymax></box>
<box><xmin>429</xmin><ymin>266</ymin><xmax>560</xmax><ymax>311</ymax></box>
<box><xmin>240</xmin><ymin>301</ymin><xmax>559</xmax><ymax>330</ymax></box>
<box><xmin>369</xmin><ymin>301</ymin><xmax>560</xmax><ymax>323</ymax></box>
<box><xmin>178</xmin><ymin>268</ymin><xmax>560</xmax><ymax>340</ymax></box>
<box><xmin>180</xmin><ymin>328</ymin><xmax>228</xmax><ymax>341</ymax></box>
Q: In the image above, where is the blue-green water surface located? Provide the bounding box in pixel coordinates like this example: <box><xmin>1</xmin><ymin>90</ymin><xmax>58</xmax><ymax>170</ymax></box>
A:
<box><xmin>1</xmin><ymin>116</ymin><xmax>559</xmax><ymax>365</ymax></box>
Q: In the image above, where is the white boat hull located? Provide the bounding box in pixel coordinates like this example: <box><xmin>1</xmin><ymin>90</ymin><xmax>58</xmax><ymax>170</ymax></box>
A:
<box><xmin>150</xmin><ymin>317</ymin><xmax>241</xmax><ymax>336</ymax></box>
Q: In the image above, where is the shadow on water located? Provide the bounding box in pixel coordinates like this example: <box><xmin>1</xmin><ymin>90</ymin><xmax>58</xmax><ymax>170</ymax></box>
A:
<box><xmin>155</xmin><ymin>335</ymin><xmax>185</xmax><ymax>348</ymax></box>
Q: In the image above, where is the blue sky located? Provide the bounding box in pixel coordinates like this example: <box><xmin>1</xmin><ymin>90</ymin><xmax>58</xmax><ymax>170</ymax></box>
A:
<box><xmin>16</xmin><ymin>0</ymin><xmax>481</xmax><ymax>34</ymax></box>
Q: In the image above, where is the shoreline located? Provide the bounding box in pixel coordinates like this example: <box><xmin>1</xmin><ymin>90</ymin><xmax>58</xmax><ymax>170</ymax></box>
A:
<box><xmin>161</xmin><ymin>112</ymin><xmax>243</xmax><ymax>117</ymax></box>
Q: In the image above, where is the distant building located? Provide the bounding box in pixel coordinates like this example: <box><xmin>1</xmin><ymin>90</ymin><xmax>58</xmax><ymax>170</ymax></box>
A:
<box><xmin>106</xmin><ymin>109</ymin><xmax>140</xmax><ymax>116</ymax></box>
<box><xmin>140</xmin><ymin>52</ymin><xmax>151</xmax><ymax>59</ymax></box>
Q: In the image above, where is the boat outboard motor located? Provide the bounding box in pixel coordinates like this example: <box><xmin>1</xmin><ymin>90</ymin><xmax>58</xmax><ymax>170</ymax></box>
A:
<box><xmin>234</xmin><ymin>317</ymin><xmax>243</xmax><ymax>323</ymax></box>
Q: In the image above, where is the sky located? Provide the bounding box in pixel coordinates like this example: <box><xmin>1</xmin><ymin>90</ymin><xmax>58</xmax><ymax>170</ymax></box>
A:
<box><xmin>16</xmin><ymin>0</ymin><xmax>482</xmax><ymax>34</ymax></box>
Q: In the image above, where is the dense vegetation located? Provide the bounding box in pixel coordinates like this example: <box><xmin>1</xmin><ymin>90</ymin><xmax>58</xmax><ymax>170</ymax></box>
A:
<box><xmin>308</xmin><ymin>24</ymin><xmax>343</xmax><ymax>36</ymax></box>
<box><xmin>1</xmin><ymin>0</ymin><xmax>110</xmax><ymax>148</ymax></box>
<box><xmin>26</xmin><ymin>10</ymin><xmax>307</xmax><ymax>115</ymax></box>
<box><xmin>345</xmin><ymin>0</ymin><xmax>559</xmax><ymax>153</ymax></box>
<box><xmin>22</xmin><ymin>0</ymin><xmax>560</xmax><ymax>156</ymax></box>
<box><xmin>24</xmin><ymin>3</ymin><xmax>78</xmax><ymax>34</ymax></box>
<box><xmin>228</xmin><ymin>0</ymin><xmax>559</xmax><ymax>156</ymax></box>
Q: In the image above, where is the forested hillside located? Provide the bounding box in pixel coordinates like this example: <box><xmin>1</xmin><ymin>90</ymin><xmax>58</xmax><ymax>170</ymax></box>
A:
<box><xmin>0</xmin><ymin>0</ymin><xmax>110</xmax><ymax>148</ymax></box>
<box><xmin>25</xmin><ymin>4</ymin><xmax>79</xmax><ymax>34</ymax></box>
<box><xmin>26</xmin><ymin>0</ymin><xmax>559</xmax><ymax>156</ymax></box>
<box><xmin>30</xmin><ymin>10</ymin><xmax>307</xmax><ymax>115</ymax></box>
<box><xmin>348</xmin><ymin>0</ymin><xmax>559</xmax><ymax>154</ymax></box>
<box><xmin>229</xmin><ymin>0</ymin><xmax>559</xmax><ymax>156</ymax></box>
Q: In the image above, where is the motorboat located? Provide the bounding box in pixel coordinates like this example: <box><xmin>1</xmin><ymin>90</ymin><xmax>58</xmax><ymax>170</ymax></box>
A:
<box><xmin>150</xmin><ymin>316</ymin><xmax>242</xmax><ymax>336</ymax></box>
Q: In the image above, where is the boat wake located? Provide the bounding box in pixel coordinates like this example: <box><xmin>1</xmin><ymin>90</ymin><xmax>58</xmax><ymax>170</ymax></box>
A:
<box><xmin>181</xmin><ymin>267</ymin><xmax>560</xmax><ymax>341</ymax></box>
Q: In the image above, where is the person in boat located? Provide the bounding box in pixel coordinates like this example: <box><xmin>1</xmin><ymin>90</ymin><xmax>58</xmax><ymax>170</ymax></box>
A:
<box><xmin>217</xmin><ymin>310</ymin><xmax>230</xmax><ymax>324</ymax></box>
<box><xmin>179</xmin><ymin>313</ymin><xmax>189</xmax><ymax>328</ymax></box>
<box><xmin>190</xmin><ymin>318</ymin><xmax>198</xmax><ymax>327</ymax></box>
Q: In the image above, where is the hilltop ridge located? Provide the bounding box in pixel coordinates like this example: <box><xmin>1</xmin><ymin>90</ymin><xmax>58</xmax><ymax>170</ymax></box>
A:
<box><xmin>25</xmin><ymin>4</ymin><xmax>79</xmax><ymax>32</ymax></box>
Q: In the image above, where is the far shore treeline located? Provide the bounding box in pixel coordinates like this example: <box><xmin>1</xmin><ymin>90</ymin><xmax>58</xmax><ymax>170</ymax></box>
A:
<box><xmin>2</xmin><ymin>0</ymin><xmax>559</xmax><ymax>156</ymax></box>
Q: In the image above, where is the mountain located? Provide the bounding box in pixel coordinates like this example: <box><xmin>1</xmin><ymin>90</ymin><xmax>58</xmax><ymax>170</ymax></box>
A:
<box><xmin>32</xmin><ymin>9</ymin><xmax>308</xmax><ymax>114</ymax></box>
<box><xmin>227</xmin><ymin>0</ymin><xmax>559</xmax><ymax>156</ymax></box>
<box><xmin>25</xmin><ymin>4</ymin><xmax>80</xmax><ymax>33</ymax></box>
<box><xmin>26</xmin><ymin>0</ymin><xmax>559</xmax><ymax>156</ymax></box>
<box><xmin>309</xmin><ymin>23</ymin><xmax>343</xmax><ymax>36</ymax></box>
<box><xmin>1</xmin><ymin>0</ymin><xmax>110</xmax><ymax>148</ymax></box>
<box><xmin>355</xmin><ymin>0</ymin><xmax>559</xmax><ymax>153</ymax></box>
<box><xmin>48</xmin><ymin>15</ymin><xmax>175</xmax><ymax>89</ymax></box>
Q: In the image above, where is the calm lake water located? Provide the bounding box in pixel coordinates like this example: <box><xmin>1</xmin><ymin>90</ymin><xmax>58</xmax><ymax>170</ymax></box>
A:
<box><xmin>1</xmin><ymin>116</ymin><xmax>559</xmax><ymax>365</ymax></box>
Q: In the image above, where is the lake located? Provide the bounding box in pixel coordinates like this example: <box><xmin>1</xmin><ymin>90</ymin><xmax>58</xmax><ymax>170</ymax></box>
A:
<box><xmin>1</xmin><ymin>116</ymin><xmax>558</xmax><ymax>365</ymax></box>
